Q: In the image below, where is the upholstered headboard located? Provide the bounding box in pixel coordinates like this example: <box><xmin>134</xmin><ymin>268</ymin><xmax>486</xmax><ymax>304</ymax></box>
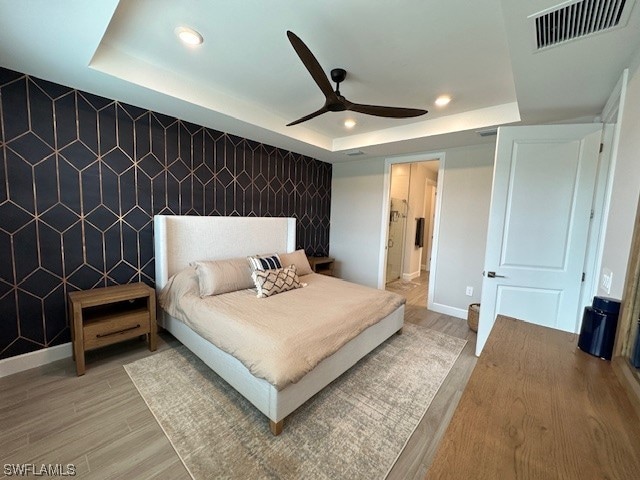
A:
<box><xmin>153</xmin><ymin>215</ymin><xmax>296</xmax><ymax>290</ymax></box>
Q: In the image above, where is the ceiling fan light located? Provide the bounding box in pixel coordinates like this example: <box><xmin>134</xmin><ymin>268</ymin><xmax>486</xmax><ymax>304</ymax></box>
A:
<box><xmin>344</xmin><ymin>119</ymin><xmax>356</xmax><ymax>129</ymax></box>
<box><xmin>176</xmin><ymin>27</ymin><xmax>203</xmax><ymax>46</ymax></box>
<box><xmin>435</xmin><ymin>95</ymin><xmax>451</xmax><ymax>107</ymax></box>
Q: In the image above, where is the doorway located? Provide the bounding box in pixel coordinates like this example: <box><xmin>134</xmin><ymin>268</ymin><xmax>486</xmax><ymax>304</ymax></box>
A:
<box><xmin>384</xmin><ymin>160</ymin><xmax>440</xmax><ymax>303</ymax></box>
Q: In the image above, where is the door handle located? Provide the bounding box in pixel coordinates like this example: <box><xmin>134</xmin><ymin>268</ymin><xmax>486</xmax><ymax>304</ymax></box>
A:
<box><xmin>486</xmin><ymin>271</ymin><xmax>506</xmax><ymax>278</ymax></box>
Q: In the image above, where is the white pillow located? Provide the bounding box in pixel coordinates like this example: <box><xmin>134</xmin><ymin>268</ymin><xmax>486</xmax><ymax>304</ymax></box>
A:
<box><xmin>191</xmin><ymin>258</ymin><xmax>254</xmax><ymax>297</ymax></box>
<box><xmin>278</xmin><ymin>250</ymin><xmax>313</xmax><ymax>276</ymax></box>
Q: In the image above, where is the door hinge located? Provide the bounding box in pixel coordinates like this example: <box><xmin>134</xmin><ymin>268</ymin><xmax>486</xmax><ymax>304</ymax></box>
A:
<box><xmin>599</xmin><ymin>143</ymin><xmax>604</xmax><ymax>153</ymax></box>
<box><xmin>582</xmin><ymin>272</ymin><xmax>586</xmax><ymax>282</ymax></box>
<box><xmin>590</xmin><ymin>209</ymin><xmax>594</xmax><ymax>220</ymax></box>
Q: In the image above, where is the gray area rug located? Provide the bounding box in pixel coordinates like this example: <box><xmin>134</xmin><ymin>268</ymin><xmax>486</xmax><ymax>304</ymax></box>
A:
<box><xmin>124</xmin><ymin>323</ymin><xmax>465</xmax><ymax>479</ymax></box>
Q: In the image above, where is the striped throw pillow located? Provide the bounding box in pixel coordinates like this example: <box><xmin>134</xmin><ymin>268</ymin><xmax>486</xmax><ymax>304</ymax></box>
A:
<box><xmin>247</xmin><ymin>254</ymin><xmax>282</xmax><ymax>271</ymax></box>
<box><xmin>251</xmin><ymin>265</ymin><xmax>302</xmax><ymax>298</ymax></box>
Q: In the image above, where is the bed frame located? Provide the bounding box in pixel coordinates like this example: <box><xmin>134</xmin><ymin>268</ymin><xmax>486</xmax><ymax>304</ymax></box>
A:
<box><xmin>153</xmin><ymin>215</ymin><xmax>404</xmax><ymax>435</ymax></box>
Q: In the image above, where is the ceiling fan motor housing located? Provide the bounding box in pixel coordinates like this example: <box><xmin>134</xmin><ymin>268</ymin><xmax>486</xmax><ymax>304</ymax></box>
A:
<box><xmin>331</xmin><ymin>68</ymin><xmax>347</xmax><ymax>84</ymax></box>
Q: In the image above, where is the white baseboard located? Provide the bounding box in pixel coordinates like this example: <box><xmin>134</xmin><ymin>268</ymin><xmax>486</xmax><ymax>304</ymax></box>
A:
<box><xmin>427</xmin><ymin>302</ymin><xmax>467</xmax><ymax>320</ymax></box>
<box><xmin>0</xmin><ymin>342</ymin><xmax>72</xmax><ymax>378</ymax></box>
<box><xmin>402</xmin><ymin>270</ymin><xmax>422</xmax><ymax>281</ymax></box>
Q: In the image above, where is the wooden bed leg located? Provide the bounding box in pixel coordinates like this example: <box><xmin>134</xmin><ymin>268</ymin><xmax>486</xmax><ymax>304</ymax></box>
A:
<box><xmin>270</xmin><ymin>419</ymin><xmax>283</xmax><ymax>436</ymax></box>
<box><xmin>396</xmin><ymin>327</ymin><xmax>404</xmax><ymax>335</ymax></box>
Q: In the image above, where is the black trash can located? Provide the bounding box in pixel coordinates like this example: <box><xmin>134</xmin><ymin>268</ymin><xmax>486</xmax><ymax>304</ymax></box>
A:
<box><xmin>577</xmin><ymin>296</ymin><xmax>621</xmax><ymax>360</ymax></box>
<box><xmin>631</xmin><ymin>321</ymin><xmax>640</xmax><ymax>369</ymax></box>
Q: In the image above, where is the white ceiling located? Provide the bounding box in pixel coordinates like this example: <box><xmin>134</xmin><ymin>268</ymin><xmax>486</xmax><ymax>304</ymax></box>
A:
<box><xmin>0</xmin><ymin>0</ymin><xmax>639</xmax><ymax>163</ymax></box>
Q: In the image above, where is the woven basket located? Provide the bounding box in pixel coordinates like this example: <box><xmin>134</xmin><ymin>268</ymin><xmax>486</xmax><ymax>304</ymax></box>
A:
<box><xmin>467</xmin><ymin>303</ymin><xmax>480</xmax><ymax>332</ymax></box>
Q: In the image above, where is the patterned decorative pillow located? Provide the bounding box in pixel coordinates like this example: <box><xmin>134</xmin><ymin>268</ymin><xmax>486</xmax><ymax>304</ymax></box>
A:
<box><xmin>247</xmin><ymin>253</ymin><xmax>282</xmax><ymax>272</ymax></box>
<box><xmin>251</xmin><ymin>265</ymin><xmax>302</xmax><ymax>298</ymax></box>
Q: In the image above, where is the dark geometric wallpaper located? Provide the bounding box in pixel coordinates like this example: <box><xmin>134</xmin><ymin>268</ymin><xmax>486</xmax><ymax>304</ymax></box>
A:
<box><xmin>0</xmin><ymin>66</ymin><xmax>332</xmax><ymax>360</ymax></box>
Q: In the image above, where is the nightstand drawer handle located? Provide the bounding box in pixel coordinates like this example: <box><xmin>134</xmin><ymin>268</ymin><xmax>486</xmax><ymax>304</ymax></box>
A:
<box><xmin>96</xmin><ymin>324</ymin><xmax>141</xmax><ymax>338</ymax></box>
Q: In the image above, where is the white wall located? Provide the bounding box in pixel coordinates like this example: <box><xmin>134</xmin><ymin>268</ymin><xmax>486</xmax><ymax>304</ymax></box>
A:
<box><xmin>330</xmin><ymin>143</ymin><xmax>495</xmax><ymax>319</ymax></box>
<box><xmin>330</xmin><ymin>64</ymin><xmax>639</xmax><ymax>327</ymax></box>
<box><xmin>431</xmin><ymin>144</ymin><xmax>494</xmax><ymax>314</ymax></box>
<box><xmin>598</xmin><ymin>64</ymin><xmax>640</xmax><ymax>299</ymax></box>
<box><xmin>402</xmin><ymin>163</ymin><xmax>428</xmax><ymax>279</ymax></box>
<box><xmin>389</xmin><ymin>163</ymin><xmax>410</xmax><ymax>200</ymax></box>
<box><xmin>330</xmin><ymin>157</ymin><xmax>385</xmax><ymax>287</ymax></box>
<box><xmin>387</xmin><ymin>163</ymin><xmax>410</xmax><ymax>282</ymax></box>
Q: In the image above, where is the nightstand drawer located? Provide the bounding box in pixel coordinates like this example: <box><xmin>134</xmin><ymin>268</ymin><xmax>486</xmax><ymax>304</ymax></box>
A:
<box><xmin>84</xmin><ymin>309</ymin><xmax>150</xmax><ymax>350</ymax></box>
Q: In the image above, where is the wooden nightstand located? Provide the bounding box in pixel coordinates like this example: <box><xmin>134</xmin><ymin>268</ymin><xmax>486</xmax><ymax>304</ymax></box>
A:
<box><xmin>68</xmin><ymin>283</ymin><xmax>157</xmax><ymax>376</ymax></box>
<box><xmin>307</xmin><ymin>256</ymin><xmax>335</xmax><ymax>276</ymax></box>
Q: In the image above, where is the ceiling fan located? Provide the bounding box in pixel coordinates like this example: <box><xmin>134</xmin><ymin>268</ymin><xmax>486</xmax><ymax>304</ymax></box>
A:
<box><xmin>286</xmin><ymin>31</ymin><xmax>428</xmax><ymax>127</ymax></box>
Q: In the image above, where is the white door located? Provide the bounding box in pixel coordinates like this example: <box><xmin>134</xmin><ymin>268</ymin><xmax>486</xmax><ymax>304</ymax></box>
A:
<box><xmin>426</xmin><ymin>185</ymin><xmax>436</xmax><ymax>271</ymax></box>
<box><xmin>476</xmin><ymin>124</ymin><xmax>602</xmax><ymax>356</ymax></box>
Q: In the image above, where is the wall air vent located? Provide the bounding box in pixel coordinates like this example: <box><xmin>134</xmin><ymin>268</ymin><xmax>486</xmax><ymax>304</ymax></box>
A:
<box><xmin>535</xmin><ymin>0</ymin><xmax>632</xmax><ymax>50</ymax></box>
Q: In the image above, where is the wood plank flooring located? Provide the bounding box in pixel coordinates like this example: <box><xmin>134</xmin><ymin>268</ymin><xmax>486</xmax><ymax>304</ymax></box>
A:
<box><xmin>0</xmin><ymin>272</ymin><xmax>476</xmax><ymax>479</ymax></box>
<box><xmin>386</xmin><ymin>274</ymin><xmax>477</xmax><ymax>480</ymax></box>
<box><xmin>0</xmin><ymin>336</ymin><xmax>191</xmax><ymax>479</ymax></box>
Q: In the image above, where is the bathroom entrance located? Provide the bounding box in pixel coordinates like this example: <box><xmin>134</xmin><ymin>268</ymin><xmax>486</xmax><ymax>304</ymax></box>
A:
<box><xmin>384</xmin><ymin>161</ymin><xmax>439</xmax><ymax>289</ymax></box>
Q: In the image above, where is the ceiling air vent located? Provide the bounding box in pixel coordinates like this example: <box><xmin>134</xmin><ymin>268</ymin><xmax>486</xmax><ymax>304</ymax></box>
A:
<box><xmin>535</xmin><ymin>0</ymin><xmax>632</xmax><ymax>50</ymax></box>
<box><xmin>345</xmin><ymin>150</ymin><xmax>365</xmax><ymax>156</ymax></box>
<box><xmin>477</xmin><ymin>128</ymin><xmax>498</xmax><ymax>137</ymax></box>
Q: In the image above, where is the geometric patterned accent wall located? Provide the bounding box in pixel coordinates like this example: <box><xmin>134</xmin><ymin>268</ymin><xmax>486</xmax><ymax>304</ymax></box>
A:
<box><xmin>0</xmin><ymin>66</ymin><xmax>332</xmax><ymax>360</ymax></box>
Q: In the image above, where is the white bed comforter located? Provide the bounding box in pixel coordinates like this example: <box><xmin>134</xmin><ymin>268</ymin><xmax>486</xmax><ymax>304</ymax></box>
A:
<box><xmin>159</xmin><ymin>268</ymin><xmax>405</xmax><ymax>389</ymax></box>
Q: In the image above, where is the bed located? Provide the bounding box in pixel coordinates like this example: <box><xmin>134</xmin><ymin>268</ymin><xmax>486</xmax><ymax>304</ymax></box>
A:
<box><xmin>153</xmin><ymin>215</ymin><xmax>405</xmax><ymax>435</ymax></box>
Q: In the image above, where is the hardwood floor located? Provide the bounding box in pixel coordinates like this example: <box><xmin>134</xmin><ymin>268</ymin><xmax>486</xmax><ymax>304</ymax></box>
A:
<box><xmin>386</xmin><ymin>272</ymin><xmax>477</xmax><ymax>480</ymax></box>
<box><xmin>0</xmin><ymin>335</ymin><xmax>191</xmax><ymax>479</ymax></box>
<box><xmin>0</xmin><ymin>273</ymin><xmax>476</xmax><ymax>479</ymax></box>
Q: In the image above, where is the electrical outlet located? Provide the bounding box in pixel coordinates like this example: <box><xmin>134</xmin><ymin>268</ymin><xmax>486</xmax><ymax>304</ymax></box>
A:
<box><xmin>601</xmin><ymin>268</ymin><xmax>613</xmax><ymax>295</ymax></box>
<box><xmin>465</xmin><ymin>286</ymin><xmax>473</xmax><ymax>296</ymax></box>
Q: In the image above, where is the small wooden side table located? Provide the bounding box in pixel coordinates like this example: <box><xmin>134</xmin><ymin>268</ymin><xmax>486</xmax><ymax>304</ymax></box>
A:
<box><xmin>307</xmin><ymin>256</ymin><xmax>335</xmax><ymax>276</ymax></box>
<box><xmin>68</xmin><ymin>283</ymin><xmax>157</xmax><ymax>376</ymax></box>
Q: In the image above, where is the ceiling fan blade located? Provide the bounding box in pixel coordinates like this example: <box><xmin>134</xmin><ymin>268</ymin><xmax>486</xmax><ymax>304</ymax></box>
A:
<box><xmin>287</xmin><ymin>31</ymin><xmax>337</xmax><ymax>100</ymax></box>
<box><xmin>286</xmin><ymin>106</ymin><xmax>330</xmax><ymax>126</ymax></box>
<box><xmin>347</xmin><ymin>102</ymin><xmax>428</xmax><ymax>118</ymax></box>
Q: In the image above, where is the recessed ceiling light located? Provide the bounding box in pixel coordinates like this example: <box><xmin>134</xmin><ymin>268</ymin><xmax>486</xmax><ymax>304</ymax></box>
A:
<box><xmin>435</xmin><ymin>95</ymin><xmax>451</xmax><ymax>107</ymax></box>
<box><xmin>175</xmin><ymin>27</ymin><xmax>203</xmax><ymax>46</ymax></box>
<box><xmin>344</xmin><ymin>119</ymin><xmax>356</xmax><ymax>129</ymax></box>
